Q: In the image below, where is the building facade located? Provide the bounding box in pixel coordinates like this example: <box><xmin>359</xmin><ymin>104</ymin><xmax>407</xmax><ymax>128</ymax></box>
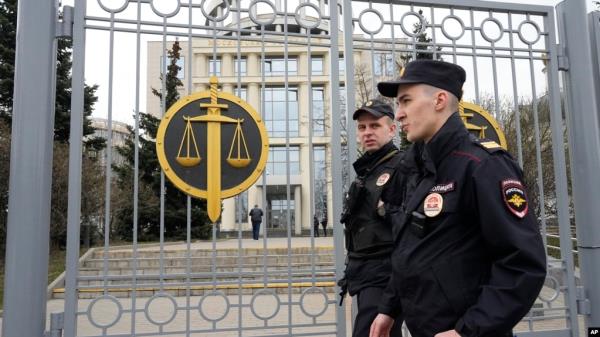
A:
<box><xmin>146</xmin><ymin>9</ymin><xmax>401</xmax><ymax>235</ymax></box>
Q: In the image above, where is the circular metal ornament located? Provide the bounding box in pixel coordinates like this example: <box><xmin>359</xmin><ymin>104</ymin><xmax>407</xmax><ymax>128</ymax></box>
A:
<box><xmin>358</xmin><ymin>9</ymin><xmax>385</xmax><ymax>35</ymax></box>
<box><xmin>517</xmin><ymin>20</ymin><xmax>541</xmax><ymax>45</ymax></box>
<box><xmin>250</xmin><ymin>289</ymin><xmax>281</xmax><ymax>320</ymax></box>
<box><xmin>400</xmin><ymin>11</ymin><xmax>426</xmax><ymax>37</ymax></box>
<box><xmin>248</xmin><ymin>0</ymin><xmax>277</xmax><ymax>26</ymax></box>
<box><xmin>198</xmin><ymin>291</ymin><xmax>230</xmax><ymax>322</ymax></box>
<box><xmin>441</xmin><ymin>15</ymin><xmax>466</xmax><ymax>41</ymax></box>
<box><xmin>144</xmin><ymin>293</ymin><xmax>178</xmax><ymax>326</ymax></box>
<box><xmin>150</xmin><ymin>0</ymin><xmax>181</xmax><ymax>18</ymax></box>
<box><xmin>294</xmin><ymin>3</ymin><xmax>322</xmax><ymax>30</ymax></box>
<box><xmin>86</xmin><ymin>295</ymin><xmax>123</xmax><ymax>329</ymax></box>
<box><xmin>200</xmin><ymin>0</ymin><xmax>231</xmax><ymax>23</ymax></box>
<box><xmin>97</xmin><ymin>0</ymin><xmax>129</xmax><ymax>13</ymax></box>
<box><xmin>299</xmin><ymin>287</ymin><xmax>329</xmax><ymax>318</ymax></box>
<box><xmin>480</xmin><ymin>17</ymin><xmax>504</xmax><ymax>43</ymax></box>
<box><xmin>538</xmin><ymin>276</ymin><xmax>561</xmax><ymax>303</ymax></box>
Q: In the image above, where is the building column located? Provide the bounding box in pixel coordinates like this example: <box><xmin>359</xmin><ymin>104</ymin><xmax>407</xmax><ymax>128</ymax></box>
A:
<box><xmin>247</xmin><ymin>53</ymin><xmax>259</xmax><ymax>76</ymax></box>
<box><xmin>221</xmin><ymin>198</ymin><xmax>236</xmax><ymax>231</ymax></box>
<box><xmin>222</xmin><ymin>53</ymin><xmax>233</xmax><ymax>77</ymax></box>
<box><xmin>294</xmin><ymin>185</ymin><xmax>302</xmax><ymax>235</ymax></box>
<box><xmin>195</xmin><ymin>53</ymin><xmax>207</xmax><ymax>77</ymax></box>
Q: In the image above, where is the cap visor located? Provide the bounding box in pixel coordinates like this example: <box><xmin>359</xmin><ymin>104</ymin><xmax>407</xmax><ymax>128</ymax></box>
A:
<box><xmin>352</xmin><ymin>107</ymin><xmax>384</xmax><ymax>120</ymax></box>
<box><xmin>377</xmin><ymin>79</ymin><xmax>422</xmax><ymax>97</ymax></box>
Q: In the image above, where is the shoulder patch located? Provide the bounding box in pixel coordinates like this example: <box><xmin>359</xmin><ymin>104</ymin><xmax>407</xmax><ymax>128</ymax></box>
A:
<box><xmin>501</xmin><ymin>179</ymin><xmax>528</xmax><ymax>218</ymax></box>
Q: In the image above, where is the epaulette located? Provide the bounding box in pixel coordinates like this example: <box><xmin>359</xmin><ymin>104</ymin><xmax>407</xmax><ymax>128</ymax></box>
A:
<box><xmin>472</xmin><ymin>137</ymin><xmax>505</xmax><ymax>154</ymax></box>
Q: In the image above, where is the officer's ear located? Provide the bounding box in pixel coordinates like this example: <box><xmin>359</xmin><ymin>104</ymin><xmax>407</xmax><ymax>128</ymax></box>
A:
<box><xmin>433</xmin><ymin>90</ymin><xmax>450</xmax><ymax>112</ymax></box>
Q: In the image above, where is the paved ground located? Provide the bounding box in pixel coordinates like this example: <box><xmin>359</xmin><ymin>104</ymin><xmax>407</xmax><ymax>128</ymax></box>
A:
<box><xmin>0</xmin><ymin>237</ymin><xmax>589</xmax><ymax>336</ymax></box>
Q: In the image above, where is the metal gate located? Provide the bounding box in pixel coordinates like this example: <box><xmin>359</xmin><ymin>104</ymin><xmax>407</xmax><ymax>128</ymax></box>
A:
<box><xmin>3</xmin><ymin>0</ymin><xmax>585</xmax><ymax>336</ymax></box>
<box><xmin>62</xmin><ymin>0</ymin><xmax>579</xmax><ymax>336</ymax></box>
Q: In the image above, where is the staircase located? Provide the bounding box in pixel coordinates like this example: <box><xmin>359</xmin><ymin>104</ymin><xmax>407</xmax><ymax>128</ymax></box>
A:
<box><xmin>51</xmin><ymin>242</ymin><xmax>337</xmax><ymax>299</ymax></box>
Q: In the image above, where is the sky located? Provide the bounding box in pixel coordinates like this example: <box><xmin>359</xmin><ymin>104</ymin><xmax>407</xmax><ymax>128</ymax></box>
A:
<box><xmin>61</xmin><ymin>0</ymin><xmax>596</xmax><ymax>125</ymax></box>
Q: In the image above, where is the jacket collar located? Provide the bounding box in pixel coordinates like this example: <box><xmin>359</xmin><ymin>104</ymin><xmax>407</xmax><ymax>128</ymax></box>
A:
<box><xmin>422</xmin><ymin>112</ymin><xmax>469</xmax><ymax>170</ymax></box>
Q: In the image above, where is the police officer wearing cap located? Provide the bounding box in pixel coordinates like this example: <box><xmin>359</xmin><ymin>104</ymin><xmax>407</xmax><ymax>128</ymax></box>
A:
<box><xmin>339</xmin><ymin>99</ymin><xmax>404</xmax><ymax>337</ymax></box>
<box><xmin>368</xmin><ymin>60</ymin><xmax>546</xmax><ymax>337</ymax></box>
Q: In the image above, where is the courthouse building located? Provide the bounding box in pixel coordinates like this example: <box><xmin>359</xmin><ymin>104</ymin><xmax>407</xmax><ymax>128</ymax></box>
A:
<box><xmin>146</xmin><ymin>2</ymin><xmax>402</xmax><ymax>235</ymax></box>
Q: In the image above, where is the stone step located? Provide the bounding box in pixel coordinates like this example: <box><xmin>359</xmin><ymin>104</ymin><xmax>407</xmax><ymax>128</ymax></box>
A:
<box><xmin>52</xmin><ymin>281</ymin><xmax>337</xmax><ymax>299</ymax></box>
<box><xmin>91</xmin><ymin>247</ymin><xmax>334</xmax><ymax>260</ymax></box>
<box><xmin>82</xmin><ymin>255</ymin><xmax>335</xmax><ymax>269</ymax></box>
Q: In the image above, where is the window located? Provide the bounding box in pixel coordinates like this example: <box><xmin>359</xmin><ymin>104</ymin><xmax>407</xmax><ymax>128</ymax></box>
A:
<box><xmin>234</xmin><ymin>86</ymin><xmax>247</xmax><ymax>101</ymax></box>
<box><xmin>339</xmin><ymin>55</ymin><xmax>345</xmax><ymax>74</ymax></box>
<box><xmin>235</xmin><ymin>191</ymin><xmax>248</xmax><ymax>223</ymax></box>
<box><xmin>267</xmin><ymin>146</ymin><xmax>300</xmax><ymax>175</ymax></box>
<box><xmin>234</xmin><ymin>57</ymin><xmax>247</xmax><ymax>76</ymax></box>
<box><xmin>264</xmin><ymin>57</ymin><xmax>297</xmax><ymax>76</ymax></box>
<box><xmin>313</xmin><ymin>146</ymin><xmax>327</xmax><ymax>217</ymax></box>
<box><xmin>160</xmin><ymin>56</ymin><xmax>185</xmax><ymax>79</ymax></box>
<box><xmin>374</xmin><ymin>52</ymin><xmax>395</xmax><ymax>77</ymax></box>
<box><xmin>312</xmin><ymin>86</ymin><xmax>325</xmax><ymax>136</ymax></box>
<box><xmin>208</xmin><ymin>58</ymin><xmax>221</xmax><ymax>76</ymax></box>
<box><xmin>311</xmin><ymin>56</ymin><xmax>323</xmax><ymax>75</ymax></box>
<box><xmin>262</xmin><ymin>87</ymin><xmax>299</xmax><ymax>138</ymax></box>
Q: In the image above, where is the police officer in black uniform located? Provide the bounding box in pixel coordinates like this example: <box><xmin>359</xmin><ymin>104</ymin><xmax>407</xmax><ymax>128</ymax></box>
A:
<box><xmin>369</xmin><ymin>60</ymin><xmax>547</xmax><ymax>337</ymax></box>
<box><xmin>339</xmin><ymin>99</ymin><xmax>404</xmax><ymax>337</ymax></box>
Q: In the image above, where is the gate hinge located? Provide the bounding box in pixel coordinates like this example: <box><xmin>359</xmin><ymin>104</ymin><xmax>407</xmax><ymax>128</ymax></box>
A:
<box><xmin>557</xmin><ymin>43</ymin><xmax>569</xmax><ymax>71</ymax></box>
<box><xmin>44</xmin><ymin>312</ymin><xmax>64</xmax><ymax>337</ymax></box>
<box><xmin>56</xmin><ymin>6</ymin><xmax>74</xmax><ymax>38</ymax></box>
<box><xmin>576</xmin><ymin>286</ymin><xmax>591</xmax><ymax>315</ymax></box>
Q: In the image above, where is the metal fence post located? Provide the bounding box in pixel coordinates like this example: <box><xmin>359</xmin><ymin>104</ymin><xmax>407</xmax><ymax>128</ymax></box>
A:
<box><xmin>2</xmin><ymin>0</ymin><xmax>58</xmax><ymax>336</ymax></box>
<box><xmin>557</xmin><ymin>0</ymin><xmax>600</xmax><ymax>328</ymax></box>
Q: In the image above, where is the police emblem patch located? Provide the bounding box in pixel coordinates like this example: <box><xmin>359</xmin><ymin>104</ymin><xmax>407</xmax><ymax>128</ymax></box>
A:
<box><xmin>501</xmin><ymin>179</ymin><xmax>528</xmax><ymax>218</ymax></box>
<box><xmin>424</xmin><ymin>193</ymin><xmax>443</xmax><ymax>217</ymax></box>
<box><xmin>376</xmin><ymin>173</ymin><xmax>391</xmax><ymax>186</ymax></box>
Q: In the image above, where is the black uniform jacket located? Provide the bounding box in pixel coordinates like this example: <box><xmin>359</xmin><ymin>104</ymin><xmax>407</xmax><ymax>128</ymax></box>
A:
<box><xmin>345</xmin><ymin>142</ymin><xmax>403</xmax><ymax>296</ymax></box>
<box><xmin>379</xmin><ymin>113</ymin><xmax>547</xmax><ymax>337</ymax></box>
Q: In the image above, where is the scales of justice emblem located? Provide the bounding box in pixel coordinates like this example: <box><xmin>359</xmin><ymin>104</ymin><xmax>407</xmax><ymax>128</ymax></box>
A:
<box><xmin>156</xmin><ymin>76</ymin><xmax>269</xmax><ymax>223</ymax></box>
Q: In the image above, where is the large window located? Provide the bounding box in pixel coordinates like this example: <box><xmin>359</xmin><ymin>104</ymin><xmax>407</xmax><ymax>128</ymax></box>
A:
<box><xmin>160</xmin><ymin>56</ymin><xmax>185</xmax><ymax>79</ymax></box>
<box><xmin>235</xmin><ymin>191</ymin><xmax>248</xmax><ymax>223</ymax></box>
<box><xmin>264</xmin><ymin>57</ymin><xmax>297</xmax><ymax>76</ymax></box>
<box><xmin>234</xmin><ymin>57</ymin><xmax>247</xmax><ymax>76</ymax></box>
<box><xmin>312</xmin><ymin>86</ymin><xmax>325</xmax><ymax>136</ymax></box>
<box><xmin>313</xmin><ymin>146</ymin><xmax>327</xmax><ymax>218</ymax></box>
<box><xmin>374</xmin><ymin>52</ymin><xmax>395</xmax><ymax>77</ymax></box>
<box><xmin>262</xmin><ymin>87</ymin><xmax>299</xmax><ymax>137</ymax></box>
<box><xmin>234</xmin><ymin>86</ymin><xmax>247</xmax><ymax>101</ymax></box>
<box><xmin>267</xmin><ymin>146</ymin><xmax>300</xmax><ymax>175</ymax></box>
<box><xmin>208</xmin><ymin>58</ymin><xmax>221</xmax><ymax>76</ymax></box>
<box><xmin>311</xmin><ymin>56</ymin><xmax>323</xmax><ymax>75</ymax></box>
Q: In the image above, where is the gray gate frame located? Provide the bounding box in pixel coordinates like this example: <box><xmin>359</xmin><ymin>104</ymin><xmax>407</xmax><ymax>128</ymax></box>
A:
<box><xmin>4</xmin><ymin>0</ymin><xmax>600</xmax><ymax>336</ymax></box>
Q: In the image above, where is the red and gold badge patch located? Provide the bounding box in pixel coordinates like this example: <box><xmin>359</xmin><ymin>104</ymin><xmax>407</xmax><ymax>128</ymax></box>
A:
<box><xmin>501</xmin><ymin>179</ymin><xmax>528</xmax><ymax>218</ymax></box>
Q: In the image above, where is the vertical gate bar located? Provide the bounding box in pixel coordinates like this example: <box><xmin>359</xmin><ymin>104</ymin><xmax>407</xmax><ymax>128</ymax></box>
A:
<box><xmin>235</xmin><ymin>2</ymin><xmax>244</xmax><ymax>335</ymax></box>
<box><xmin>102</xmin><ymin>12</ymin><xmax>116</xmax><ymax>294</ymax></box>
<box><xmin>159</xmin><ymin>17</ymin><xmax>168</xmax><ymax>294</ymax></box>
<box><xmin>507</xmin><ymin>13</ymin><xmax>524</xmax><ymax>167</ymax></box>
<box><xmin>547</xmin><ymin>7</ymin><xmax>581</xmax><ymax>336</ymax></box>
<box><xmin>343</xmin><ymin>0</ymin><xmax>357</xmax><ymax>177</ymax></box>
<box><xmin>260</xmin><ymin>23</ymin><xmax>268</xmax><ymax>290</ymax></box>
<box><xmin>527</xmin><ymin>33</ymin><xmax>548</xmax><ymax>259</ymax></box>
<box><xmin>64</xmin><ymin>0</ymin><xmax>86</xmax><ymax>336</ymax></box>
<box><xmin>489</xmin><ymin>11</ymin><xmax>501</xmax><ymax>120</ymax></box>
<box><xmin>186</xmin><ymin>3</ymin><xmax>193</xmax><ymax>336</ymax></box>
<box><xmin>282</xmin><ymin>2</ymin><xmax>293</xmax><ymax>334</ymax></box>
<box><xmin>329</xmin><ymin>1</ymin><xmax>347</xmax><ymax>336</ymax></box>
<box><xmin>306</xmin><ymin>29</ymin><xmax>317</xmax><ymax>286</ymax></box>
<box><xmin>469</xmin><ymin>10</ymin><xmax>480</xmax><ymax>104</ymax></box>
<box><xmin>130</xmin><ymin>0</ymin><xmax>143</xmax><ymax>332</ymax></box>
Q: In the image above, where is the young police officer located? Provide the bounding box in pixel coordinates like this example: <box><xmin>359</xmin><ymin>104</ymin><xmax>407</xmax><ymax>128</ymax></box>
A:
<box><xmin>369</xmin><ymin>60</ymin><xmax>546</xmax><ymax>337</ymax></box>
<box><xmin>339</xmin><ymin>99</ymin><xmax>404</xmax><ymax>337</ymax></box>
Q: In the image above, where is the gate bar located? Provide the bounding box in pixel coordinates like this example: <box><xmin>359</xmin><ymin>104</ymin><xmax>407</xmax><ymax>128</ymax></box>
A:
<box><xmin>558</xmin><ymin>0</ymin><xmax>600</xmax><ymax>329</ymax></box>
<box><xmin>2</xmin><ymin>0</ymin><xmax>58</xmax><ymax>336</ymax></box>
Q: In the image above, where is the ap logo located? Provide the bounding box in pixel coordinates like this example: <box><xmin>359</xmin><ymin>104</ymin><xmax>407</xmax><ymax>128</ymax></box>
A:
<box><xmin>589</xmin><ymin>327</ymin><xmax>600</xmax><ymax>336</ymax></box>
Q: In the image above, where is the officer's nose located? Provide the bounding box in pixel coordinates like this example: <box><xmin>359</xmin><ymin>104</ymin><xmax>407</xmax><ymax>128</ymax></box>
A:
<box><xmin>395</xmin><ymin>105</ymin><xmax>405</xmax><ymax>122</ymax></box>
